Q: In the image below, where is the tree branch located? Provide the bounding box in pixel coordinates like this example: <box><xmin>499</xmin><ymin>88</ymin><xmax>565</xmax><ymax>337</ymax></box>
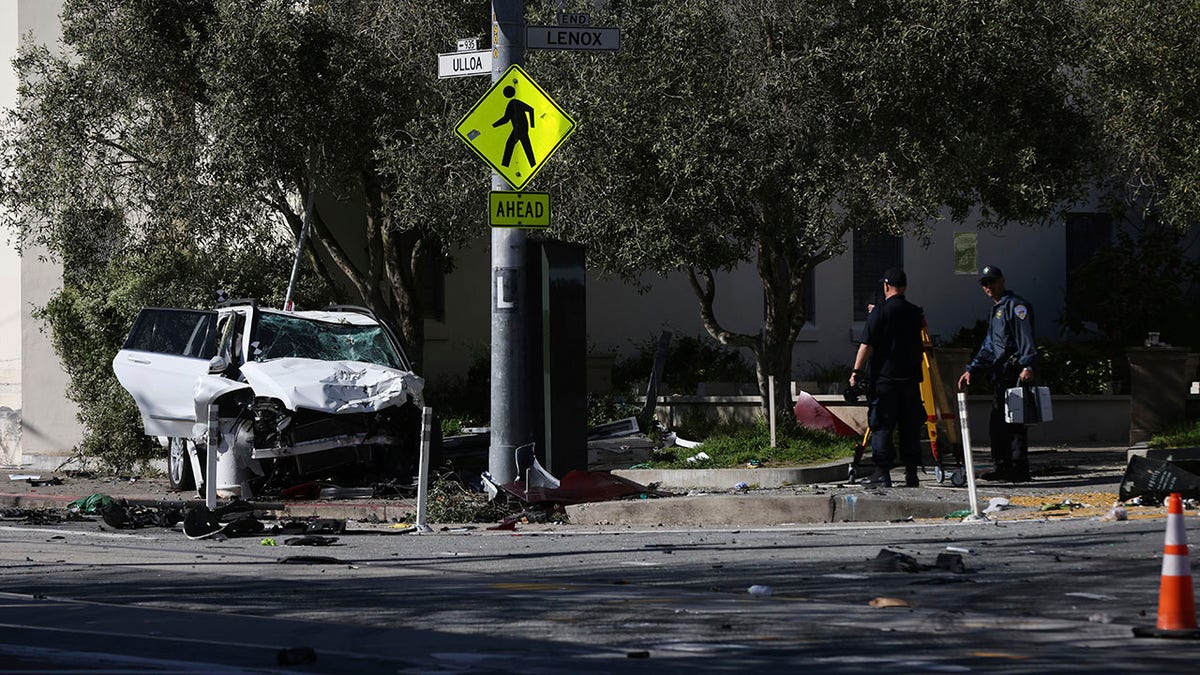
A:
<box><xmin>685</xmin><ymin>267</ymin><xmax>759</xmax><ymax>354</ymax></box>
<box><xmin>91</xmin><ymin>135</ymin><xmax>162</xmax><ymax>170</ymax></box>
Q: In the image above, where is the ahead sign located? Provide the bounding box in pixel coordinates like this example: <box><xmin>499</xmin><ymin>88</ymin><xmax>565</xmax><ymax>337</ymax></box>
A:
<box><xmin>527</xmin><ymin>25</ymin><xmax>621</xmax><ymax>51</ymax></box>
<box><xmin>489</xmin><ymin>191</ymin><xmax>550</xmax><ymax>228</ymax></box>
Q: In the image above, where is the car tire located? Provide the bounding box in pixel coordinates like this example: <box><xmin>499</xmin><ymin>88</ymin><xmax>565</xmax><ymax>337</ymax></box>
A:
<box><xmin>167</xmin><ymin>437</ymin><xmax>196</xmax><ymax>491</ymax></box>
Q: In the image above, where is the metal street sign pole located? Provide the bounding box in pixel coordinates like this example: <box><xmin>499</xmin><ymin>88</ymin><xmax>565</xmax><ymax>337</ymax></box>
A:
<box><xmin>488</xmin><ymin>0</ymin><xmax>526</xmax><ymax>484</ymax></box>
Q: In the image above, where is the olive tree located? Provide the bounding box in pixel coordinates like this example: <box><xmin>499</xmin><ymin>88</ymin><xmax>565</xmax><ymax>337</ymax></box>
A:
<box><xmin>1</xmin><ymin>0</ymin><xmax>489</xmax><ymax>371</ymax></box>
<box><xmin>1082</xmin><ymin>0</ymin><xmax>1200</xmax><ymax>230</ymax></box>
<box><xmin>0</xmin><ymin>0</ymin><xmax>487</xmax><ymax>466</ymax></box>
<box><xmin>537</xmin><ymin>1</ymin><xmax>1097</xmax><ymax>419</ymax></box>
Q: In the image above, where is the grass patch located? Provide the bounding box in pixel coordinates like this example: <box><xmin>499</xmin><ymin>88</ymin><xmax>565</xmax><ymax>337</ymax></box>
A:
<box><xmin>1149</xmin><ymin>419</ymin><xmax>1200</xmax><ymax>449</ymax></box>
<box><xmin>649</xmin><ymin>421</ymin><xmax>857</xmax><ymax>469</ymax></box>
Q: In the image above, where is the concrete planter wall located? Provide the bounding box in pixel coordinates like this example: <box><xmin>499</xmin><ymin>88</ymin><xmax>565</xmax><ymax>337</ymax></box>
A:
<box><xmin>651</xmin><ymin>392</ymin><xmax>1133</xmax><ymax>444</ymax></box>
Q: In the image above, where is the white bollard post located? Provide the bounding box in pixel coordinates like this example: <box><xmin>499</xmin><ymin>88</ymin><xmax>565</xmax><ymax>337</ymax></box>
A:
<box><xmin>768</xmin><ymin>375</ymin><xmax>777</xmax><ymax>448</ymax></box>
<box><xmin>956</xmin><ymin>392</ymin><xmax>984</xmax><ymax>520</ymax></box>
<box><xmin>415</xmin><ymin>407</ymin><xmax>434</xmax><ymax>533</ymax></box>
<box><xmin>206</xmin><ymin>404</ymin><xmax>219</xmax><ymax>510</ymax></box>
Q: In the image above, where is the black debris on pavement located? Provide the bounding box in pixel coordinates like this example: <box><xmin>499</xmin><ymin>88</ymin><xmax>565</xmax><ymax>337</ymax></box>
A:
<box><xmin>1</xmin><ymin>507</ymin><xmax>73</xmax><ymax>525</ymax></box>
<box><xmin>277</xmin><ymin>555</ymin><xmax>342</xmax><ymax>565</ymax></box>
<box><xmin>284</xmin><ymin>535</ymin><xmax>339</xmax><ymax>546</ymax></box>
<box><xmin>933</xmin><ymin>552</ymin><xmax>967</xmax><ymax>574</ymax></box>
<box><xmin>100</xmin><ymin>500</ymin><xmax>183</xmax><ymax>530</ymax></box>
<box><xmin>1120</xmin><ymin>455</ymin><xmax>1200</xmax><ymax>502</ymax></box>
<box><xmin>867</xmin><ymin>549</ymin><xmax>921</xmax><ymax>573</ymax></box>
<box><xmin>867</xmin><ymin>548</ymin><xmax>972</xmax><ymax>574</ymax></box>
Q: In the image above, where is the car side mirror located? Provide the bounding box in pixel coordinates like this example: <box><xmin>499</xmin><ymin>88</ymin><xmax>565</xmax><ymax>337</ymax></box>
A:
<box><xmin>208</xmin><ymin>355</ymin><xmax>228</xmax><ymax>375</ymax></box>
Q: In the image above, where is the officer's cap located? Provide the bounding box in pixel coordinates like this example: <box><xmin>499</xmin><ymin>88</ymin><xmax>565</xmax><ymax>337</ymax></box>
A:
<box><xmin>880</xmin><ymin>267</ymin><xmax>907</xmax><ymax>287</ymax></box>
<box><xmin>979</xmin><ymin>265</ymin><xmax>1004</xmax><ymax>285</ymax></box>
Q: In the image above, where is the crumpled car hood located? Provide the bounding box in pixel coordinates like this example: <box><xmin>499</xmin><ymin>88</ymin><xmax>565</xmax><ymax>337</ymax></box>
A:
<box><xmin>239</xmin><ymin>358</ymin><xmax>424</xmax><ymax>414</ymax></box>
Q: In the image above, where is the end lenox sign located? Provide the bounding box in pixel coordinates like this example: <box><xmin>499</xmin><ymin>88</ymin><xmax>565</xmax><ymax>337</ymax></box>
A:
<box><xmin>527</xmin><ymin>25</ymin><xmax>621</xmax><ymax>52</ymax></box>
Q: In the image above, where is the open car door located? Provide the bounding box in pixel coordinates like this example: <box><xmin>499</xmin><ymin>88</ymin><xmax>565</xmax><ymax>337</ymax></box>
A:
<box><xmin>112</xmin><ymin>308</ymin><xmax>219</xmax><ymax>438</ymax></box>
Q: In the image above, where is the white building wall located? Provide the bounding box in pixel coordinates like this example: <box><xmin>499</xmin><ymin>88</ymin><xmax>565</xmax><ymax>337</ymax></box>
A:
<box><xmin>1</xmin><ymin>0</ymin><xmax>80</xmax><ymax>469</ymax></box>
<box><xmin>0</xmin><ymin>0</ymin><xmax>21</xmax><ymax>465</ymax></box>
<box><xmin>916</xmin><ymin>221</ymin><xmax>1066</xmax><ymax>346</ymax></box>
<box><xmin>419</xmin><ymin>217</ymin><xmax>1072</xmax><ymax>391</ymax></box>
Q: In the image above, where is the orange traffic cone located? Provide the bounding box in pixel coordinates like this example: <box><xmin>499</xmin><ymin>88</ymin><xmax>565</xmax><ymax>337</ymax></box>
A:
<box><xmin>1134</xmin><ymin>492</ymin><xmax>1200</xmax><ymax>639</ymax></box>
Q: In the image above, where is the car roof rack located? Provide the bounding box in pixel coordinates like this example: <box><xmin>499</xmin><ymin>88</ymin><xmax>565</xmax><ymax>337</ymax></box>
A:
<box><xmin>216</xmin><ymin>297</ymin><xmax>258</xmax><ymax>309</ymax></box>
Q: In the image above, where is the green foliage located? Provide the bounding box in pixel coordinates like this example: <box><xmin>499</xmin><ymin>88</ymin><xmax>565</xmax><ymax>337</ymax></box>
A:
<box><xmin>649</xmin><ymin>421</ymin><xmax>857</xmax><ymax>469</ymax></box>
<box><xmin>1062</xmin><ymin>225</ymin><xmax>1200</xmax><ymax>349</ymax></box>
<box><xmin>1036</xmin><ymin>343</ymin><xmax>1128</xmax><ymax>395</ymax></box>
<box><xmin>35</xmin><ymin>286</ymin><xmax>157</xmax><ymax>472</ymax></box>
<box><xmin>0</xmin><ymin>0</ymin><xmax>490</xmax><ymax>375</ymax></box>
<box><xmin>30</xmin><ymin>221</ymin><xmax>306</xmax><ymax>470</ymax></box>
<box><xmin>611</xmin><ymin>334</ymin><xmax>755</xmax><ymax>395</ymax></box>
<box><xmin>586</xmin><ymin>393</ymin><xmax>641</xmax><ymax>429</ymax></box>
<box><xmin>0</xmin><ymin>1</ymin><xmax>491</xmax><ymax>467</ymax></box>
<box><xmin>1081</xmin><ymin>1</ymin><xmax>1200</xmax><ymax>230</ymax></box>
<box><xmin>1149</xmin><ymin>420</ymin><xmax>1200</xmax><ymax>450</ymax></box>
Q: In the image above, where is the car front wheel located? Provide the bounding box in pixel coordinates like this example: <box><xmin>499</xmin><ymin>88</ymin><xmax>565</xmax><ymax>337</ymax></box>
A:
<box><xmin>167</xmin><ymin>437</ymin><xmax>195</xmax><ymax>491</ymax></box>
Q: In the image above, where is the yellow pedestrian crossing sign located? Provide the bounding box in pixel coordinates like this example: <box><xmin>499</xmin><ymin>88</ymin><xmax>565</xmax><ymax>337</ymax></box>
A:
<box><xmin>455</xmin><ymin>65</ymin><xmax>576</xmax><ymax>191</ymax></box>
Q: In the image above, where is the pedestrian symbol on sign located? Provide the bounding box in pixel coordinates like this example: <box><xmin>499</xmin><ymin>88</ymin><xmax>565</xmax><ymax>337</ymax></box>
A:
<box><xmin>494</xmin><ymin>86</ymin><xmax>537</xmax><ymax>169</ymax></box>
<box><xmin>454</xmin><ymin>65</ymin><xmax>575</xmax><ymax>191</ymax></box>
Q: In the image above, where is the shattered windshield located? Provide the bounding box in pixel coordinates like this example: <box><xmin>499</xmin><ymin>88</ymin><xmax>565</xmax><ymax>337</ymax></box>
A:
<box><xmin>251</xmin><ymin>312</ymin><xmax>405</xmax><ymax>370</ymax></box>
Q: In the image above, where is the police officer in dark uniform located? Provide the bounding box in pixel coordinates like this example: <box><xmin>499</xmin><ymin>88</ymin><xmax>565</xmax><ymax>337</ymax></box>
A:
<box><xmin>849</xmin><ymin>267</ymin><xmax>926</xmax><ymax>488</ymax></box>
<box><xmin>956</xmin><ymin>265</ymin><xmax>1037</xmax><ymax>482</ymax></box>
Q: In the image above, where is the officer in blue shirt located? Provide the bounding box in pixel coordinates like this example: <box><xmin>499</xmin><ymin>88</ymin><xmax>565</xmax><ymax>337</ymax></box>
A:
<box><xmin>849</xmin><ymin>267</ymin><xmax>926</xmax><ymax>488</ymax></box>
<box><xmin>956</xmin><ymin>265</ymin><xmax>1037</xmax><ymax>482</ymax></box>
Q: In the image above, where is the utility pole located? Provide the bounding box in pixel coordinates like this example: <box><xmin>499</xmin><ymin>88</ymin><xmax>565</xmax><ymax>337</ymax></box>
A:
<box><xmin>488</xmin><ymin>1</ymin><xmax>526</xmax><ymax>483</ymax></box>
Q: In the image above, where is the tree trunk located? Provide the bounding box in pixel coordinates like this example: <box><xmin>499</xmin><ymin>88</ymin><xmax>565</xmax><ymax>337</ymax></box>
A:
<box><xmin>686</xmin><ymin>230</ymin><xmax>820</xmax><ymax>427</ymax></box>
<box><xmin>271</xmin><ymin>172</ymin><xmax>428</xmax><ymax>373</ymax></box>
<box><xmin>754</xmin><ymin>234</ymin><xmax>809</xmax><ymax>426</ymax></box>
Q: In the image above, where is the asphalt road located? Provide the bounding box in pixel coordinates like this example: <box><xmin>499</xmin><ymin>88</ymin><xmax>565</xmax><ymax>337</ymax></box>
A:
<box><xmin>1</xmin><ymin>514</ymin><xmax>1198</xmax><ymax>673</ymax></box>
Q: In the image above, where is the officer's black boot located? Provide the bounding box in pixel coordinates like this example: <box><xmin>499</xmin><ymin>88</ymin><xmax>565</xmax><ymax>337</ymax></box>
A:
<box><xmin>904</xmin><ymin>466</ymin><xmax>920</xmax><ymax>487</ymax></box>
<box><xmin>862</xmin><ymin>467</ymin><xmax>892</xmax><ymax>488</ymax></box>
<box><xmin>1011</xmin><ymin>459</ymin><xmax>1032</xmax><ymax>483</ymax></box>
<box><xmin>980</xmin><ymin>462</ymin><xmax>1014</xmax><ymax>482</ymax></box>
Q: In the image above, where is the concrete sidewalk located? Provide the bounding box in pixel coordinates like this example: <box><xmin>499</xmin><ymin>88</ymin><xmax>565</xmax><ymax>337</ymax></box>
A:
<box><xmin>0</xmin><ymin>443</ymin><xmax>1145</xmax><ymax>527</ymax></box>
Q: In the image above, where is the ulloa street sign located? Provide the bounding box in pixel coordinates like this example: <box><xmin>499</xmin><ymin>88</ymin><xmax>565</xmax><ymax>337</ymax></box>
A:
<box><xmin>489</xmin><ymin>191</ymin><xmax>550</xmax><ymax>228</ymax></box>
<box><xmin>455</xmin><ymin>65</ymin><xmax>576</xmax><ymax>191</ymax></box>
<box><xmin>437</xmin><ymin>49</ymin><xmax>492</xmax><ymax>79</ymax></box>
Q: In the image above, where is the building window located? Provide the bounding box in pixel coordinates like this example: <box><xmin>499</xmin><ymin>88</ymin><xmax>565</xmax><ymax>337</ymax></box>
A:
<box><xmin>1065</xmin><ymin>212</ymin><xmax>1113</xmax><ymax>300</ymax></box>
<box><xmin>852</xmin><ymin>230</ymin><xmax>902</xmax><ymax>321</ymax></box>
<box><xmin>420</xmin><ymin>253</ymin><xmax>446</xmax><ymax>322</ymax></box>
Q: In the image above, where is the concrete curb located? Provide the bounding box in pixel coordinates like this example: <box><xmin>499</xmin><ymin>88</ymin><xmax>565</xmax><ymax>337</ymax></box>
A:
<box><xmin>613</xmin><ymin>459</ymin><xmax>851</xmax><ymax>490</ymax></box>
<box><xmin>565</xmin><ymin>493</ymin><xmax>967</xmax><ymax>527</ymax></box>
<box><xmin>1</xmin><ymin>489</ymin><xmax>968</xmax><ymax>526</ymax></box>
<box><xmin>0</xmin><ymin>492</ymin><xmax>418</xmax><ymax>523</ymax></box>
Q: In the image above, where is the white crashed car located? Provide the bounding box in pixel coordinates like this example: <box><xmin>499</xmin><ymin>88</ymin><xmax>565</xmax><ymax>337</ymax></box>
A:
<box><xmin>112</xmin><ymin>301</ymin><xmax>426</xmax><ymax>497</ymax></box>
